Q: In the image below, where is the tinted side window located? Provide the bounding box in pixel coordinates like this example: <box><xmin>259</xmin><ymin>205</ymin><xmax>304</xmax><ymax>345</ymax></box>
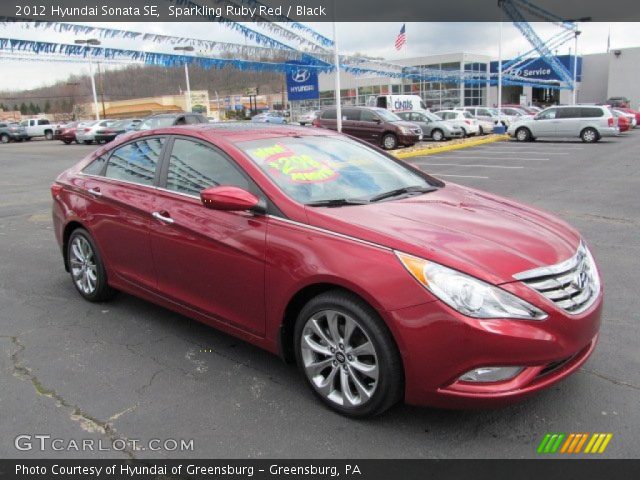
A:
<box><xmin>580</xmin><ymin>107</ymin><xmax>603</xmax><ymax>118</ymax></box>
<box><xmin>82</xmin><ymin>154</ymin><xmax>108</xmax><ymax>176</ymax></box>
<box><xmin>105</xmin><ymin>138</ymin><xmax>164</xmax><ymax>186</ymax></box>
<box><xmin>165</xmin><ymin>139</ymin><xmax>249</xmax><ymax>196</ymax></box>
<box><xmin>557</xmin><ymin>108</ymin><xmax>580</xmax><ymax>119</ymax></box>
<box><xmin>321</xmin><ymin>109</ymin><xmax>336</xmax><ymax>120</ymax></box>
<box><xmin>342</xmin><ymin>109</ymin><xmax>359</xmax><ymax>121</ymax></box>
<box><xmin>537</xmin><ymin>108</ymin><xmax>557</xmax><ymax>120</ymax></box>
<box><xmin>38</xmin><ymin>120</ymin><xmax>50</xmax><ymax>125</ymax></box>
<box><xmin>359</xmin><ymin>110</ymin><xmax>379</xmax><ymax>122</ymax></box>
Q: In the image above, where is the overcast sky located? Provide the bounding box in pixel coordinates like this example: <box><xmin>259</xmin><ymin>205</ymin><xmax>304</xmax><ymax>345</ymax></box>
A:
<box><xmin>1</xmin><ymin>21</ymin><xmax>639</xmax><ymax>90</ymax></box>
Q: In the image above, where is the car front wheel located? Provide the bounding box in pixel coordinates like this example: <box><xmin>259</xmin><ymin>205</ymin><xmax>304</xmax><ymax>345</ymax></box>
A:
<box><xmin>431</xmin><ymin>129</ymin><xmax>444</xmax><ymax>142</ymax></box>
<box><xmin>67</xmin><ymin>228</ymin><xmax>116</xmax><ymax>302</ymax></box>
<box><xmin>294</xmin><ymin>291</ymin><xmax>403</xmax><ymax>417</ymax></box>
<box><xmin>515</xmin><ymin>127</ymin><xmax>532</xmax><ymax>142</ymax></box>
<box><xmin>1</xmin><ymin>134</ymin><xmax>9</xmax><ymax>144</ymax></box>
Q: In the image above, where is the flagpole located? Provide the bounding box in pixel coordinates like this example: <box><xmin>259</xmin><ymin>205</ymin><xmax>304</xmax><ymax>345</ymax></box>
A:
<box><xmin>497</xmin><ymin>20</ymin><xmax>503</xmax><ymax>126</ymax></box>
<box><xmin>333</xmin><ymin>0</ymin><xmax>342</xmax><ymax>133</ymax></box>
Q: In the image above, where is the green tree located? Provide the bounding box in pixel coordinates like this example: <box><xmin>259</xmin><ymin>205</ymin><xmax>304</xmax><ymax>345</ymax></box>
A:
<box><xmin>19</xmin><ymin>102</ymin><xmax>27</xmax><ymax>114</ymax></box>
<box><xmin>44</xmin><ymin>100</ymin><xmax>51</xmax><ymax>113</ymax></box>
<box><xmin>0</xmin><ymin>103</ymin><xmax>5</xmax><ymax>110</ymax></box>
<box><xmin>13</xmin><ymin>104</ymin><xmax>19</xmax><ymax>112</ymax></box>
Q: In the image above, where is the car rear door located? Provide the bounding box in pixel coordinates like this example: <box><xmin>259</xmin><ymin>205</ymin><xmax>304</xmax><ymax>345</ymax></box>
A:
<box><xmin>148</xmin><ymin>136</ymin><xmax>267</xmax><ymax>335</ymax></box>
<box><xmin>81</xmin><ymin>136</ymin><xmax>166</xmax><ymax>291</ymax></box>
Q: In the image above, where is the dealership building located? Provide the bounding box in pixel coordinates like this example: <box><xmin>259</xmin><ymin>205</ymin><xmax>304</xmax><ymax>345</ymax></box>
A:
<box><xmin>314</xmin><ymin>46</ymin><xmax>640</xmax><ymax>110</ymax></box>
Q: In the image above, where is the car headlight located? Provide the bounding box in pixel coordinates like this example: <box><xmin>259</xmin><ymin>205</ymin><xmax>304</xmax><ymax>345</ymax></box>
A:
<box><xmin>396</xmin><ymin>252</ymin><xmax>547</xmax><ymax>320</ymax></box>
<box><xmin>400</xmin><ymin>126</ymin><xmax>415</xmax><ymax>135</ymax></box>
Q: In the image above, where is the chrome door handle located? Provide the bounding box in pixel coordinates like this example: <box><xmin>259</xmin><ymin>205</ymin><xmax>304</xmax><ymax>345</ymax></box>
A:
<box><xmin>152</xmin><ymin>211</ymin><xmax>174</xmax><ymax>224</ymax></box>
<box><xmin>87</xmin><ymin>187</ymin><xmax>102</xmax><ymax>197</ymax></box>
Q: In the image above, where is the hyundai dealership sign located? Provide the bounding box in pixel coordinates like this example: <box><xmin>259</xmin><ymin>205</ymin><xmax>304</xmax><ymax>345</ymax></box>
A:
<box><xmin>490</xmin><ymin>55</ymin><xmax>582</xmax><ymax>82</ymax></box>
<box><xmin>286</xmin><ymin>61</ymin><xmax>320</xmax><ymax>101</ymax></box>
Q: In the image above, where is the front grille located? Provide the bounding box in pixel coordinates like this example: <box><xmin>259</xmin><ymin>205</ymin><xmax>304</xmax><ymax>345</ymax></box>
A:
<box><xmin>537</xmin><ymin>355</ymin><xmax>574</xmax><ymax>377</ymax></box>
<box><xmin>514</xmin><ymin>242</ymin><xmax>600</xmax><ymax>315</ymax></box>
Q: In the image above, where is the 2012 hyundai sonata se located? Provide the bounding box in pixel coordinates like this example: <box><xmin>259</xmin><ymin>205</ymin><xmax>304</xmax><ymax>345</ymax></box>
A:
<box><xmin>52</xmin><ymin>124</ymin><xmax>603</xmax><ymax>417</ymax></box>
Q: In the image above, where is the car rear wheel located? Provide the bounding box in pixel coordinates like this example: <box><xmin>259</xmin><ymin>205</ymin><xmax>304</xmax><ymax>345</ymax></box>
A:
<box><xmin>294</xmin><ymin>291</ymin><xmax>403</xmax><ymax>417</ymax></box>
<box><xmin>381</xmin><ymin>133</ymin><xmax>398</xmax><ymax>150</ymax></box>
<box><xmin>515</xmin><ymin>127</ymin><xmax>532</xmax><ymax>142</ymax></box>
<box><xmin>431</xmin><ymin>129</ymin><xmax>444</xmax><ymax>142</ymax></box>
<box><xmin>1</xmin><ymin>134</ymin><xmax>9</xmax><ymax>144</ymax></box>
<box><xmin>67</xmin><ymin>228</ymin><xmax>116</xmax><ymax>302</ymax></box>
<box><xmin>580</xmin><ymin>127</ymin><xmax>599</xmax><ymax>143</ymax></box>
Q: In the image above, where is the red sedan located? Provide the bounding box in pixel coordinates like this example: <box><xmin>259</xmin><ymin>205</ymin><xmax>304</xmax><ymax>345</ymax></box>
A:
<box><xmin>51</xmin><ymin>124</ymin><xmax>603</xmax><ymax>417</ymax></box>
<box><xmin>54</xmin><ymin>121</ymin><xmax>80</xmax><ymax>144</ymax></box>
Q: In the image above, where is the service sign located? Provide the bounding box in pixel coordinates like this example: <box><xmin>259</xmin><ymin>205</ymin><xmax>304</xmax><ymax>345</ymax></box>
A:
<box><xmin>490</xmin><ymin>55</ymin><xmax>582</xmax><ymax>82</ymax></box>
<box><xmin>286</xmin><ymin>61</ymin><xmax>320</xmax><ymax>101</ymax></box>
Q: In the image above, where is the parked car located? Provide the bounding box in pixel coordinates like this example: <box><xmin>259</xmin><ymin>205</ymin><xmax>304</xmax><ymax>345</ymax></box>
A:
<box><xmin>76</xmin><ymin>120</ymin><xmax>115</xmax><ymax>145</ymax></box>
<box><xmin>251</xmin><ymin>111</ymin><xmax>288</xmax><ymax>124</ymax></box>
<box><xmin>298</xmin><ymin>110</ymin><xmax>321</xmax><ymax>126</ymax></box>
<box><xmin>94</xmin><ymin>120</ymin><xmax>131</xmax><ymax>143</ymax></box>
<box><xmin>314</xmin><ymin>106</ymin><xmax>422</xmax><ymax>149</ymax></box>
<box><xmin>457</xmin><ymin>106</ymin><xmax>510</xmax><ymax>128</ymax></box>
<box><xmin>434</xmin><ymin>110</ymin><xmax>480</xmax><ymax>136</ymax></box>
<box><xmin>508</xmin><ymin>105</ymin><xmax>619</xmax><ymax>143</ymax></box>
<box><xmin>613</xmin><ymin>109</ymin><xmax>636</xmax><ymax>129</ymax></box>
<box><xmin>20</xmin><ymin>118</ymin><xmax>54</xmax><ymax>140</ymax></box>
<box><xmin>606</xmin><ymin>97</ymin><xmax>630</xmax><ymax>108</ymax></box>
<box><xmin>501</xmin><ymin>104</ymin><xmax>540</xmax><ymax>116</ymax></box>
<box><xmin>612</xmin><ymin>110</ymin><xmax>631</xmax><ymax>132</ymax></box>
<box><xmin>52</xmin><ymin>123</ymin><xmax>603</xmax><ymax>417</ymax></box>
<box><xmin>120</xmin><ymin>119</ymin><xmax>143</xmax><ymax>131</ymax></box>
<box><xmin>138</xmin><ymin>113</ymin><xmax>207</xmax><ymax>131</ymax></box>
<box><xmin>396</xmin><ymin>110</ymin><xmax>464</xmax><ymax>141</ymax></box>
<box><xmin>54</xmin><ymin>122</ymin><xmax>81</xmax><ymax>144</ymax></box>
<box><xmin>617</xmin><ymin>107</ymin><xmax>640</xmax><ymax>124</ymax></box>
<box><xmin>498</xmin><ymin>107</ymin><xmax>534</xmax><ymax>120</ymax></box>
<box><xmin>0</xmin><ymin>121</ymin><xmax>28</xmax><ymax>143</ymax></box>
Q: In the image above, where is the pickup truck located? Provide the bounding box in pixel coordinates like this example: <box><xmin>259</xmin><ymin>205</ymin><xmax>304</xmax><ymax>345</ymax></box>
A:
<box><xmin>20</xmin><ymin>118</ymin><xmax>55</xmax><ymax>140</ymax></box>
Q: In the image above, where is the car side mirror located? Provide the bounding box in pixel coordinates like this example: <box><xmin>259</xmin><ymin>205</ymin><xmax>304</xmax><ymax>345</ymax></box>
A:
<box><xmin>200</xmin><ymin>186</ymin><xmax>266</xmax><ymax>214</ymax></box>
<box><xmin>373</xmin><ymin>118</ymin><xmax>382</xmax><ymax>124</ymax></box>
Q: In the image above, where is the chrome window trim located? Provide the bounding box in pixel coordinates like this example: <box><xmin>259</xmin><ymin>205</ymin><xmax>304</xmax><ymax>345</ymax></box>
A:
<box><xmin>266</xmin><ymin>215</ymin><xmax>391</xmax><ymax>252</ymax></box>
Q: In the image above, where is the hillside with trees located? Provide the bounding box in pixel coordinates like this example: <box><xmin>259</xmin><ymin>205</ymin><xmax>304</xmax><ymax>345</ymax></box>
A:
<box><xmin>0</xmin><ymin>63</ymin><xmax>287</xmax><ymax>114</ymax></box>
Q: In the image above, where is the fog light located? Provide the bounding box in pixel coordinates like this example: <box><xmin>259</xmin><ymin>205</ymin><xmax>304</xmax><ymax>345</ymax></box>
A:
<box><xmin>459</xmin><ymin>366</ymin><xmax>524</xmax><ymax>383</ymax></box>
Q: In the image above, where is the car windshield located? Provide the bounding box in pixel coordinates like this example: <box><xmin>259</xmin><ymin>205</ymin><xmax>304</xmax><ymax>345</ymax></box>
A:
<box><xmin>139</xmin><ymin>116</ymin><xmax>176</xmax><ymax>130</ymax></box>
<box><xmin>423</xmin><ymin>111</ymin><xmax>441</xmax><ymax>122</ymax></box>
<box><xmin>373</xmin><ymin>109</ymin><xmax>402</xmax><ymax>122</ymax></box>
<box><xmin>236</xmin><ymin>135</ymin><xmax>438</xmax><ymax>205</ymax></box>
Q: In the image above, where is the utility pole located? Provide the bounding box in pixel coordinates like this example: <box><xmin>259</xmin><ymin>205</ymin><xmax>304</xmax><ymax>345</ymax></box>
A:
<box><xmin>333</xmin><ymin>6</ymin><xmax>342</xmax><ymax>133</ymax></box>
<box><xmin>98</xmin><ymin>62</ymin><xmax>107</xmax><ymax>119</ymax></box>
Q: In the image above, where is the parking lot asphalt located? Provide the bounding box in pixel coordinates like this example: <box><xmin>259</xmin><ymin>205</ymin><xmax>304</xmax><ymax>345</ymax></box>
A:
<box><xmin>1</xmin><ymin>134</ymin><xmax>639</xmax><ymax>459</ymax></box>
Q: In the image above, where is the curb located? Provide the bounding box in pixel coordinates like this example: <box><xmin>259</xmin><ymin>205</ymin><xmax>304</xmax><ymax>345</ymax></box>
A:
<box><xmin>394</xmin><ymin>134</ymin><xmax>511</xmax><ymax>159</ymax></box>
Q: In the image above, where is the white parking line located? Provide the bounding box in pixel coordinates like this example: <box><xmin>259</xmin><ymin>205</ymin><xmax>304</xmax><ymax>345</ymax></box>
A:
<box><xmin>423</xmin><ymin>156</ymin><xmax>550</xmax><ymax>161</ymax></box>
<box><xmin>430</xmin><ymin>173</ymin><xmax>490</xmax><ymax>179</ymax></box>
<box><xmin>419</xmin><ymin>163</ymin><xmax>524</xmax><ymax>169</ymax></box>
<box><xmin>473</xmin><ymin>149</ymin><xmax>570</xmax><ymax>155</ymax></box>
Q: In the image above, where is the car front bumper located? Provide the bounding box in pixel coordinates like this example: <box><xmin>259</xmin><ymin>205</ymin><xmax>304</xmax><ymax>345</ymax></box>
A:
<box><xmin>398</xmin><ymin>133</ymin><xmax>421</xmax><ymax>146</ymax></box>
<box><xmin>4</xmin><ymin>132</ymin><xmax>29</xmax><ymax>140</ymax></box>
<box><xmin>385</xmin><ymin>289</ymin><xmax>602</xmax><ymax>408</ymax></box>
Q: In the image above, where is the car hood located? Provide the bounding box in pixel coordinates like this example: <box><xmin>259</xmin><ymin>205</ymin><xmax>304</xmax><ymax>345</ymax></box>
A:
<box><xmin>304</xmin><ymin>183</ymin><xmax>580</xmax><ymax>285</ymax></box>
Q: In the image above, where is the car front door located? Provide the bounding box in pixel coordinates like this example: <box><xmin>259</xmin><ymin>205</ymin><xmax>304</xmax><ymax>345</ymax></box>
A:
<box><xmin>410</xmin><ymin>112</ymin><xmax>431</xmax><ymax>136</ymax></box>
<box><xmin>357</xmin><ymin>109</ymin><xmax>384</xmax><ymax>143</ymax></box>
<box><xmin>339</xmin><ymin>108</ymin><xmax>360</xmax><ymax>138</ymax></box>
<box><xmin>149</xmin><ymin>136</ymin><xmax>267</xmax><ymax>335</ymax></box>
<box><xmin>81</xmin><ymin>136</ymin><xmax>165</xmax><ymax>291</ymax></box>
<box><xmin>530</xmin><ymin>108</ymin><xmax>558</xmax><ymax>136</ymax></box>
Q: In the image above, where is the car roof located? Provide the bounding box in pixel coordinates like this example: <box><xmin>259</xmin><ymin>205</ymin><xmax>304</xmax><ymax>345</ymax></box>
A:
<box><xmin>134</xmin><ymin>122</ymin><xmax>340</xmax><ymax>143</ymax></box>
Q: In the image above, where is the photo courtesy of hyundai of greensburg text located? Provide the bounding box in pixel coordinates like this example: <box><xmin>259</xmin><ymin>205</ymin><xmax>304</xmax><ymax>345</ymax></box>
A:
<box><xmin>0</xmin><ymin>0</ymin><xmax>639</xmax><ymax>479</ymax></box>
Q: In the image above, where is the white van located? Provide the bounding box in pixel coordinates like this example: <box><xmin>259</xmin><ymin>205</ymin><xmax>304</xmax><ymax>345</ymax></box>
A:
<box><xmin>366</xmin><ymin>95</ymin><xmax>427</xmax><ymax>112</ymax></box>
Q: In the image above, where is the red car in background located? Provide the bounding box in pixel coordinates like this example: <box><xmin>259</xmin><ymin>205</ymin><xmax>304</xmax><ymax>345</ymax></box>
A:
<box><xmin>51</xmin><ymin>124</ymin><xmax>603</xmax><ymax>417</ymax></box>
<box><xmin>612</xmin><ymin>110</ymin><xmax>631</xmax><ymax>132</ymax></box>
<box><xmin>618</xmin><ymin>107</ymin><xmax>640</xmax><ymax>125</ymax></box>
<box><xmin>54</xmin><ymin>121</ymin><xmax>81</xmax><ymax>144</ymax></box>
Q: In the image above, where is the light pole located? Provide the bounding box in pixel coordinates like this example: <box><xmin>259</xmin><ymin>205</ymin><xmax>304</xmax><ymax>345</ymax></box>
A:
<box><xmin>572</xmin><ymin>29</ymin><xmax>581</xmax><ymax>105</ymax></box>
<box><xmin>75</xmin><ymin>38</ymin><xmax>101</xmax><ymax>120</ymax></box>
<box><xmin>174</xmin><ymin>46</ymin><xmax>195</xmax><ymax>113</ymax></box>
<box><xmin>332</xmin><ymin>0</ymin><xmax>342</xmax><ymax>133</ymax></box>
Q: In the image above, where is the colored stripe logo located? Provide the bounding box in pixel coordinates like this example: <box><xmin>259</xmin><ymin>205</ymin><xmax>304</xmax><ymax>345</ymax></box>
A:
<box><xmin>537</xmin><ymin>433</ymin><xmax>613</xmax><ymax>454</ymax></box>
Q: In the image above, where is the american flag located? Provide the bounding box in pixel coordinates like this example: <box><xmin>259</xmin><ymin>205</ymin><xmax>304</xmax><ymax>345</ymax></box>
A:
<box><xmin>395</xmin><ymin>24</ymin><xmax>406</xmax><ymax>51</ymax></box>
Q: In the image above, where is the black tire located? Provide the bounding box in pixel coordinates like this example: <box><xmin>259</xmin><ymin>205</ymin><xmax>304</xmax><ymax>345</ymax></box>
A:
<box><xmin>294</xmin><ymin>290</ymin><xmax>404</xmax><ymax>418</ymax></box>
<box><xmin>44</xmin><ymin>130</ymin><xmax>54</xmax><ymax>140</ymax></box>
<box><xmin>515</xmin><ymin>127</ymin><xmax>532</xmax><ymax>142</ymax></box>
<box><xmin>24</xmin><ymin>137</ymin><xmax>32</xmax><ymax>141</ymax></box>
<box><xmin>431</xmin><ymin>129</ymin><xmax>444</xmax><ymax>142</ymax></box>
<box><xmin>63</xmin><ymin>140</ymin><xmax>72</xmax><ymax>145</ymax></box>
<box><xmin>0</xmin><ymin>133</ymin><xmax>9</xmax><ymax>144</ymax></box>
<box><xmin>83</xmin><ymin>140</ymin><xmax>93</xmax><ymax>145</ymax></box>
<box><xmin>580</xmin><ymin>127</ymin><xmax>599</xmax><ymax>143</ymax></box>
<box><xmin>381</xmin><ymin>133</ymin><xmax>398</xmax><ymax>150</ymax></box>
<box><xmin>67</xmin><ymin>228</ymin><xmax>116</xmax><ymax>302</ymax></box>
<box><xmin>460</xmin><ymin>128</ymin><xmax>468</xmax><ymax>138</ymax></box>
<box><xmin>478</xmin><ymin>126</ymin><xmax>484</xmax><ymax>135</ymax></box>
<box><xmin>75</xmin><ymin>139</ymin><xmax>80</xmax><ymax>144</ymax></box>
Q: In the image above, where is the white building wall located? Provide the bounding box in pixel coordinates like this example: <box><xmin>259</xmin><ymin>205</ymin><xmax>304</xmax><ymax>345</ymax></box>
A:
<box><xmin>607</xmin><ymin>47</ymin><xmax>640</xmax><ymax>109</ymax></box>
<box><xmin>579</xmin><ymin>53</ymin><xmax>609</xmax><ymax>104</ymax></box>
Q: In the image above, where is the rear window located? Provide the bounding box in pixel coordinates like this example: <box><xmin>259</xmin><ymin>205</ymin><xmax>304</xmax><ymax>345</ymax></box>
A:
<box><xmin>321</xmin><ymin>109</ymin><xmax>337</xmax><ymax>120</ymax></box>
<box><xmin>82</xmin><ymin>154</ymin><xmax>108</xmax><ymax>176</ymax></box>
<box><xmin>38</xmin><ymin>119</ymin><xmax>50</xmax><ymax>125</ymax></box>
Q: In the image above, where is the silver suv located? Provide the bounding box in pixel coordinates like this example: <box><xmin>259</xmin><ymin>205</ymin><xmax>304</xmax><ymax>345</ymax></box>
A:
<box><xmin>508</xmin><ymin>105</ymin><xmax>619</xmax><ymax>143</ymax></box>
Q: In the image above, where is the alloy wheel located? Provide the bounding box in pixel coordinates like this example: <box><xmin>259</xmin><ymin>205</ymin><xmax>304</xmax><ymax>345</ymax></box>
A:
<box><xmin>69</xmin><ymin>236</ymin><xmax>98</xmax><ymax>295</ymax></box>
<box><xmin>300</xmin><ymin>309</ymin><xmax>379</xmax><ymax>407</ymax></box>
